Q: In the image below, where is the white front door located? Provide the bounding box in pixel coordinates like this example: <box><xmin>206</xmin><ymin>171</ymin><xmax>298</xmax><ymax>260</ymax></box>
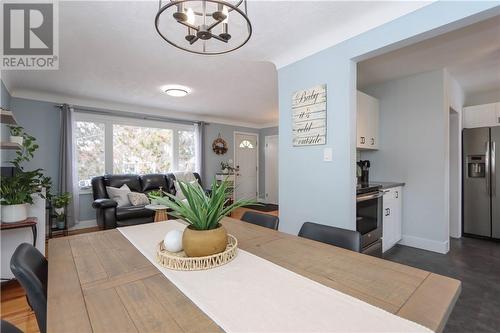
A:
<box><xmin>265</xmin><ymin>135</ymin><xmax>279</xmax><ymax>204</ymax></box>
<box><xmin>234</xmin><ymin>133</ymin><xmax>258</xmax><ymax>201</ymax></box>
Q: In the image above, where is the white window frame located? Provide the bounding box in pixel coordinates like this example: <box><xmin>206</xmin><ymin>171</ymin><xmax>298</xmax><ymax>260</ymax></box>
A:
<box><xmin>74</xmin><ymin>112</ymin><xmax>195</xmax><ymax>193</ymax></box>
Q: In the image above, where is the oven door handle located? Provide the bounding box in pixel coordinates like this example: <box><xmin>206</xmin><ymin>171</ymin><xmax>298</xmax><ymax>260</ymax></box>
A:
<box><xmin>357</xmin><ymin>192</ymin><xmax>384</xmax><ymax>202</ymax></box>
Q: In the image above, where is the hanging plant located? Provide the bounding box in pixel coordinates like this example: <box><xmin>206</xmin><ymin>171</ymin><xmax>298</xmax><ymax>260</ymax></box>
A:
<box><xmin>212</xmin><ymin>133</ymin><xmax>228</xmax><ymax>155</ymax></box>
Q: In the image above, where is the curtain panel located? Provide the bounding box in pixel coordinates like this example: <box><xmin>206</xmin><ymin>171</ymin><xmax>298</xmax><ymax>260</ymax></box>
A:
<box><xmin>58</xmin><ymin>104</ymin><xmax>79</xmax><ymax>227</ymax></box>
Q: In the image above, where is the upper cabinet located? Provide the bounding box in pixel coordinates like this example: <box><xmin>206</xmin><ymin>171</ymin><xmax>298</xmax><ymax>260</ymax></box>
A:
<box><xmin>463</xmin><ymin>103</ymin><xmax>500</xmax><ymax>128</ymax></box>
<box><xmin>357</xmin><ymin>91</ymin><xmax>379</xmax><ymax>150</ymax></box>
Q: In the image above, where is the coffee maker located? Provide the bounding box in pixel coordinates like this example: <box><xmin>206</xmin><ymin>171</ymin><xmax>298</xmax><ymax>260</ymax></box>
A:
<box><xmin>357</xmin><ymin>160</ymin><xmax>370</xmax><ymax>185</ymax></box>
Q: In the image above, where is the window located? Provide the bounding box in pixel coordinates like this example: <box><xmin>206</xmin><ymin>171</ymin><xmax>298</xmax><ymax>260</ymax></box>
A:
<box><xmin>75</xmin><ymin>114</ymin><xmax>197</xmax><ymax>190</ymax></box>
<box><xmin>239</xmin><ymin>139</ymin><xmax>254</xmax><ymax>149</ymax></box>
<box><xmin>113</xmin><ymin>124</ymin><xmax>173</xmax><ymax>174</ymax></box>
<box><xmin>75</xmin><ymin>121</ymin><xmax>105</xmax><ymax>189</ymax></box>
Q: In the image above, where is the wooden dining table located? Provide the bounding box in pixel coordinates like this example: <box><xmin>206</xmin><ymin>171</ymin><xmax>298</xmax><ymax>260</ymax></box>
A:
<box><xmin>47</xmin><ymin>217</ymin><xmax>461</xmax><ymax>333</ymax></box>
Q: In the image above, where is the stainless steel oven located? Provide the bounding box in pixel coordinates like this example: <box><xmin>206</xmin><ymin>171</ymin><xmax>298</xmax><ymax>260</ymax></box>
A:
<box><xmin>356</xmin><ymin>185</ymin><xmax>383</xmax><ymax>257</ymax></box>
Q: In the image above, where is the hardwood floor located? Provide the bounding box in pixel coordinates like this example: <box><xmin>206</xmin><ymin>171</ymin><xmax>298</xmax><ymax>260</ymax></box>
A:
<box><xmin>1</xmin><ymin>280</ymin><xmax>39</xmax><ymax>332</ymax></box>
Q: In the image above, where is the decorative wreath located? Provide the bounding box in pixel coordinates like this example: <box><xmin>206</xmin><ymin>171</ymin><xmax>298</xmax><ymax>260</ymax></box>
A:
<box><xmin>212</xmin><ymin>134</ymin><xmax>228</xmax><ymax>155</ymax></box>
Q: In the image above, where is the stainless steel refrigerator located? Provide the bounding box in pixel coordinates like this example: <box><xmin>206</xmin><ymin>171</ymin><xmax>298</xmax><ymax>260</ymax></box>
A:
<box><xmin>463</xmin><ymin>127</ymin><xmax>500</xmax><ymax>239</ymax></box>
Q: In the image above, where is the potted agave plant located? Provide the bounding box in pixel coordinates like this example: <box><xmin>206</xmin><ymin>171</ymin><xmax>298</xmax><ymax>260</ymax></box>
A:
<box><xmin>150</xmin><ymin>180</ymin><xmax>254</xmax><ymax>257</ymax></box>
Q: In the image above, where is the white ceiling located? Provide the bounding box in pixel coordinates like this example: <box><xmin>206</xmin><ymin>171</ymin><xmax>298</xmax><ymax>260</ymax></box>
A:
<box><xmin>358</xmin><ymin>15</ymin><xmax>500</xmax><ymax>96</ymax></box>
<box><xmin>2</xmin><ymin>1</ymin><xmax>432</xmax><ymax>127</ymax></box>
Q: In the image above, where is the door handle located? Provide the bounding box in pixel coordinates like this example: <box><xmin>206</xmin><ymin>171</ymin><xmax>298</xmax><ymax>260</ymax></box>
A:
<box><xmin>395</xmin><ymin>191</ymin><xmax>399</xmax><ymax>199</ymax></box>
<box><xmin>371</xmin><ymin>138</ymin><xmax>375</xmax><ymax>145</ymax></box>
<box><xmin>492</xmin><ymin>141</ymin><xmax>496</xmax><ymax>196</ymax></box>
<box><xmin>385</xmin><ymin>208</ymin><xmax>390</xmax><ymax>216</ymax></box>
<box><xmin>360</xmin><ymin>137</ymin><xmax>365</xmax><ymax>144</ymax></box>
<box><xmin>486</xmin><ymin>141</ymin><xmax>491</xmax><ymax>194</ymax></box>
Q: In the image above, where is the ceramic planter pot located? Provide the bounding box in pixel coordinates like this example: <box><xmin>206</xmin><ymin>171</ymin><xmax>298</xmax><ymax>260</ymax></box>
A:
<box><xmin>182</xmin><ymin>224</ymin><xmax>228</xmax><ymax>257</ymax></box>
<box><xmin>56</xmin><ymin>218</ymin><xmax>66</xmax><ymax>229</ymax></box>
<box><xmin>1</xmin><ymin>204</ymin><xmax>28</xmax><ymax>223</ymax></box>
<box><xmin>9</xmin><ymin>136</ymin><xmax>23</xmax><ymax>146</ymax></box>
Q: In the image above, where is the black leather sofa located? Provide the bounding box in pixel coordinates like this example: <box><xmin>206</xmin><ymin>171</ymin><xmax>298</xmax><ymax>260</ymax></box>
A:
<box><xmin>91</xmin><ymin>173</ymin><xmax>202</xmax><ymax>229</ymax></box>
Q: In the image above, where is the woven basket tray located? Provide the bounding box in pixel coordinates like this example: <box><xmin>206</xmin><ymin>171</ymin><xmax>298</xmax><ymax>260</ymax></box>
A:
<box><xmin>156</xmin><ymin>234</ymin><xmax>238</xmax><ymax>271</ymax></box>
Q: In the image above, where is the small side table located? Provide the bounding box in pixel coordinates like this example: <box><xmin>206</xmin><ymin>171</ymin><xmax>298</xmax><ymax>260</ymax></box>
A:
<box><xmin>145</xmin><ymin>204</ymin><xmax>168</xmax><ymax>222</ymax></box>
<box><xmin>1</xmin><ymin>217</ymin><xmax>37</xmax><ymax>247</ymax></box>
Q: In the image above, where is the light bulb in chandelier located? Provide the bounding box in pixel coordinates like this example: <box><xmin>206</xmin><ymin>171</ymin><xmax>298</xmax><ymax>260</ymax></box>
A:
<box><xmin>219</xmin><ymin>6</ymin><xmax>230</xmax><ymax>41</ymax></box>
<box><xmin>222</xmin><ymin>6</ymin><xmax>228</xmax><ymax>23</ymax></box>
<box><xmin>186</xmin><ymin>7</ymin><xmax>195</xmax><ymax>25</ymax></box>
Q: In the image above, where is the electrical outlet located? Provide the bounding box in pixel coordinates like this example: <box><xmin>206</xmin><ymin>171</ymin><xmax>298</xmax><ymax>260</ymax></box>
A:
<box><xmin>323</xmin><ymin>148</ymin><xmax>333</xmax><ymax>162</ymax></box>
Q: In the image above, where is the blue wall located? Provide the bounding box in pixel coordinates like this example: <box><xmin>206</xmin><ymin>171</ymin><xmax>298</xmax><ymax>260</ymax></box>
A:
<box><xmin>8</xmin><ymin>97</ymin><xmax>62</xmax><ymax>191</ymax></box>
<box><xmin>1</xmin><ymin>82</ymin><xmax>12</xmax><ymax>145</ymax></box>
<box><xmin>277</xmin><ymin>2</ymin><xmax>500</xmax><ymax>235</ymax></box>
<box><xmin>1</xmin><ymin>81</ymin><xmax>11</xmax><ymax>110</ymax></box>
<box><xmin>203</xmin><ymin>122</ymin><xmax>260</xmax><ymax>185</ymax></box>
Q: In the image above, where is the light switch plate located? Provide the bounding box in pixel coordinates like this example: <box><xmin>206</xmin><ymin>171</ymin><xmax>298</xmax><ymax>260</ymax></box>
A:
<box><xmin>323</xmin><ymin>147</ymin><xmax>333</xmax><ymax>161</ymax></box>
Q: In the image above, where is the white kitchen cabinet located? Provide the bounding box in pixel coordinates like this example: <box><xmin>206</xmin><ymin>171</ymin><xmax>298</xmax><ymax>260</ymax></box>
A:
<box><xmin>357</xmin><ymin>91</ymin><xmax>379</xmax><ymax>150</ymax></box>
<box><xmin>382</xmin><ymin>186</ymin><xmax>403</xmax><ymax>253</ymax></box>
<box><xmin>463</xmin><ymin>103</ymin><xmax>500</xmax><ymax>128</ymax></box>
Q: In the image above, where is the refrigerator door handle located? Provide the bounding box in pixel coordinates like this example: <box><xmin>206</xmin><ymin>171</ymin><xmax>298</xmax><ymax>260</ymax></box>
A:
<box><xmin>486</xmin><ymin>141</ymin><xmax>490</xmax><ymax>194</ymax></box>
<box><xmin>492</xmin><ymin>141</ymin><xmax>496</xmax><ymax>196</ymax></box>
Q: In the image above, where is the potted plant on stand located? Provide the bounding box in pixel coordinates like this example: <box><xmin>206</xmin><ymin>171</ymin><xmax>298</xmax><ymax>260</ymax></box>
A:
<box><xmin>0</xmin><ymin>128</ymin><xmax>51</xmax><ymax>223</ymax></box>
<box><xmin>52</xmin><ymin>192</ymin><xmax>72</xmax><ymax>229</ymax></box>
<box><xmin>150</xmin><ymin>180</ymin><xmax>255</xmax><ymax>257</ymax></box>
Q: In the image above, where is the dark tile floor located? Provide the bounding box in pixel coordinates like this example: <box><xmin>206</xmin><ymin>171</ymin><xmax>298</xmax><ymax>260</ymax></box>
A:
<box><xmin>384</xmin><ymin>237</ymin><xmax>500</xmax><ymax>333</ymax></box>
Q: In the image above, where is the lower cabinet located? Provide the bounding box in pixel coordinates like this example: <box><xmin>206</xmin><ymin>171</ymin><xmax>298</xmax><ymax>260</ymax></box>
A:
<box><xmin>382</xmin><ymin>186</ymin><xmax>403</xmax><ymax>253</ymax></box>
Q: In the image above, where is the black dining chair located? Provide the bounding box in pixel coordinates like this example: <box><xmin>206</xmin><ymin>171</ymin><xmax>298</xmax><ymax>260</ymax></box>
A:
<box><xmin>10</xmin><ymin>243</ymin><xmax>48</xmax><ymax>333</ymax></box>
<box><xmin>1</xmin><ymin>320</ymin><xmax>23</xmax><ymax>333</ymax></box>
<box><xmin>241</xmin><ymin>211</ymin><xmax>279</xmax><ymax>230</ymax></box>
<box><xmin>298</xmin><ymin>222</ymin><xmax>361</xmax><ymax>252</ymax></box>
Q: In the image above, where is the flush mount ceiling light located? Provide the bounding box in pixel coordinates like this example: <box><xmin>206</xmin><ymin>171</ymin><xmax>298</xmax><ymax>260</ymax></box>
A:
<box><xmin>163</xmin><ymin>85</ymin><xmax>191</xmax><ymax>97</ymax></box>
<box><xmin>155</xmin><ymin>0</ymin><xmax>252</xmax><ymax>55</ymax></box>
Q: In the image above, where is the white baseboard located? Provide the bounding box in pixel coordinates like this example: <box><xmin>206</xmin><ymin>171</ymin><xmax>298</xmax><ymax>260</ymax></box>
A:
<box><xmin>398</xmin><ymin>235</ymin><xmax>449</xmax><ymax>254</ymax></box>
<box><xmin>70</xmin><ymin>219</ymin><xmax>97</xmax><ymax>230</ymax></box>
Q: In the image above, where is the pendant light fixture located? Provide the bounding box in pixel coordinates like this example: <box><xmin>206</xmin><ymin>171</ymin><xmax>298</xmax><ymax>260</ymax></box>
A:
<box><xmin>155</xmin><ymin>0</ymin><xmax>252</xmax><ymax>55</ymax></box>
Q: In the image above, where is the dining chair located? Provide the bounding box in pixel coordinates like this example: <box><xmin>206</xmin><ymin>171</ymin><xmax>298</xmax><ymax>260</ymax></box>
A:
<box><xmin>298</xmin><ymin>222</ymin><xmax>361</xmax><ymax>252</ymax></box>
<box><xmin>10</xmin><ymin>243</ymin><xmax>48</xmax><ymax>333</ymax></box>
<box><xmin>241</xmin><ymin>211</ymin><xmax>279</xmax><ymax>230</ymax></box>
<box><xmin>1</xmin><ymin>320</ymin><xmax>23</xmax><ymax>333</ymax></box>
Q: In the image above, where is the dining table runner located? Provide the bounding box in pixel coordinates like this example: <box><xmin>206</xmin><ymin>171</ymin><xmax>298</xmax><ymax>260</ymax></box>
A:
<box><xmin>118</xmin><ymin>221</ymin><xmax>433</xmax><ymax>333</ymax></box>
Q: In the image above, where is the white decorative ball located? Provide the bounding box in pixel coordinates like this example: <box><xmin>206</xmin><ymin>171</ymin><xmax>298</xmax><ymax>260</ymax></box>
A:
<box><xmin>163</xmin><ymin>230</ymin><xmax>183</xmax><ymax>253</ymax></box>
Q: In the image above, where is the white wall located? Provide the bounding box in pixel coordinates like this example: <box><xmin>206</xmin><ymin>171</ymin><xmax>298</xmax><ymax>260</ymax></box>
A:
<box><xmin>445</xmin><ymin>71</ymin><xmax>465</xmax><ymax>239</ymax></box>
<box><xmin>361</xmin><ymin>70</ymin><xmax>450</xmax><ymax>253</ymax></box>
<box><xmin>465</xmin><ymin>88</ymin><xmax>500</xmax><ymax>106</ymax></box>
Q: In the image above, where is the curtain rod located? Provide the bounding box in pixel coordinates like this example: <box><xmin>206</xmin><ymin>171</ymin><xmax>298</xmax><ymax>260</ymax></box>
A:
<box><xmin>54</xmin><ymin>104</ymin><xmax>208</xmax><ymax>126</ymax></box>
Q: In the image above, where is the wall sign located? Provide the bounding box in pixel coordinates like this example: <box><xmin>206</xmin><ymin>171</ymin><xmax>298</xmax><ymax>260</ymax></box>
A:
<box><xmin>292</xmin><ymin>84</ymin><xmax>327</xmax><ymax>146</ymax></box>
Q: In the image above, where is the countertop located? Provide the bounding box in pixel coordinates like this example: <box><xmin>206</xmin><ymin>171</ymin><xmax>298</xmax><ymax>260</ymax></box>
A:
<box><xmin>371</xmin><ymin>181</ymin><xmax>405</xmax><ymax>190</ymax></box>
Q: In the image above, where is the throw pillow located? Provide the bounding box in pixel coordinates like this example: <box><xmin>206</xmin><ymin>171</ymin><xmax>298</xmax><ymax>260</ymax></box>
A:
<box><xmin>106</xmin><ymin>184</ymin><xmax>131</xmax><ymax>207</ymax></box>
<box><xmin>174</xmin><ymin>180</ymin><xmax>198</xmax><ymax>200</ymax></box>
<box><xmin>128</xmin><ymin>192</ymin><xmax>150</xmax><ymax>206</ymax></box>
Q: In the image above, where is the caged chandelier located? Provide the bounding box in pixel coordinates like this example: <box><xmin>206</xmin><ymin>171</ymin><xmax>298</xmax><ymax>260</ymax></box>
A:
<box><xmin>155</xmin><ymin>0</ymin><xmax>252</xmax><ymax>55</ymax></box>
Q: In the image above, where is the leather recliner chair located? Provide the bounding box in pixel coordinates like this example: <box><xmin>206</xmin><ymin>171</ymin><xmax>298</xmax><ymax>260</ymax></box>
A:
<box><xmin>91</xmin><ymin>173</ymin><xmax>202</xmax><ymax>229</ymax></box>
